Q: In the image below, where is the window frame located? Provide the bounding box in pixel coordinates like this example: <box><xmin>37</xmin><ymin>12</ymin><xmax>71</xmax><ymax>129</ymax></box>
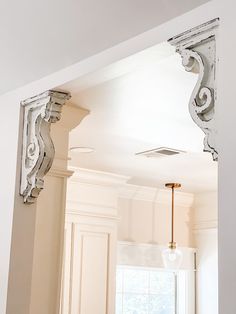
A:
<box><xmin>116</xmin><ymin>242</ymin><xmax>196</xmax><ymax>314</ymax></box>
<box><xmin>116</xmin><ymin>265</ymin><xmax>178</xmax><ymax>314</ymax></box>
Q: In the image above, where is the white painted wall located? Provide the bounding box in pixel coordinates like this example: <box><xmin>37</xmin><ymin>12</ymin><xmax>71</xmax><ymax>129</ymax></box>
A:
<box><xmin>0</xmin><ymin>0</ymin><xmax>209</xmax><ymax>95</ymax></box>
<box><xmin>195</xmin><ymin>229</ymin><xmax>218</xmax><ymax>314</ymax></box>
<box><xmin>217</xmin><ymin>1</ymin><xmax>236</xmax><ymax>313</ymax></box>
<box><xmin>0</xmin><ymin>100</ymin><xmax>21</xmax><ymax>314</ymax></box>
<box><xmin>193</xmin><ymin>192</ymin><xmax>218</xmax><ymax>314</ymax></box>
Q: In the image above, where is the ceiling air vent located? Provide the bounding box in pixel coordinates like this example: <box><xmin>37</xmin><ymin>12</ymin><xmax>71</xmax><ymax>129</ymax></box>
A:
<box><xmin>136</xmin><ymin>147</ymin><xmax>185</xmax><ymax>158</ymax></box>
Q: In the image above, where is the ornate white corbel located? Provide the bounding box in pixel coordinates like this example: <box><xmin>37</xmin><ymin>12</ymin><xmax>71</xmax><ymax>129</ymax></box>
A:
<box><xmin>168</xmin><ymin>18</ymin><xmax>219</xmax><ymax>161</ymax></box>
<box><xmin>20</xmin><ymin>90</ymin><xmax>71</xmax><ymax>203</ymax></box>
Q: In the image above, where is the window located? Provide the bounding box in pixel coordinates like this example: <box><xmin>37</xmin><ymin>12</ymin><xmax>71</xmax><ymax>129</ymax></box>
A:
<box><xmin>116</xmin><ymin>265</ymin><xmax>176</xmax><ymax>314</ymax></box>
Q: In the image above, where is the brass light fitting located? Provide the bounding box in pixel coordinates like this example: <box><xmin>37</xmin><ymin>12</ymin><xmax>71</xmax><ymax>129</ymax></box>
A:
<box><xmin>165</xmin><ymin>183</ymin><xmax>181</xmax><ymax>249</ymax></box>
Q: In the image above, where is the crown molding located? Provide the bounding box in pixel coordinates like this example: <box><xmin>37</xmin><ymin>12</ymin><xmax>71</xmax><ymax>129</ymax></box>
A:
<box><xmin>119</xmin><ymin>184</ymin><xmax>194</xmax><ymax>208</ymax></box>
<box><xmin>193</xmin><ymin>219</ymin><xmax>218</xmax><ymax>232</ymax></box>
<box><xmin>69</xmin><ymin>167</ymin><xmax>129</xmax><ymax>188</ymax></box>
<box><xmin>66</xmin><ymin>204</ymin><xmax>118</xmax><ymax>220</ymax></box>
<box><xmin>47</xmin><ymin>167</ymin><xmax>73</xmax><ymax>178</ymax></box>
<box><xmin>68</xmin><ymin>168</ymin><xmax>194</xmax><ymax>208</ymax></box>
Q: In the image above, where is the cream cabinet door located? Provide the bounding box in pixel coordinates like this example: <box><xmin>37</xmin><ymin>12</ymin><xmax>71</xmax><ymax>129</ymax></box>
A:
<box><xmin>61</xmin><ymin>218</ymin><xmax>117</xmax><ymax>314</ymax></box>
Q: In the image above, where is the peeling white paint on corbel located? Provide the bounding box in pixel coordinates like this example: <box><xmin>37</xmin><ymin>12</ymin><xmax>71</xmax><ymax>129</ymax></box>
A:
<box><xmin>168</xmin><ymin>18</ymin><xmax>219</xmax><ymax>161</ymax></box>
<box><xmin>20</xmin><ymin>90</ymin><xmax>71</xmax><ymax>203</ymax></box>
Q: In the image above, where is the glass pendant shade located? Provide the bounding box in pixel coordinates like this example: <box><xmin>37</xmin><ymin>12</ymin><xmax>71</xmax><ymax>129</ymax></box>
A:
<box><xmin>162</xmin><ymin>245</ymin><xmax>183</xmax><ymax>269</ymax></box>
<box><xmin>162</xmin><ymin>183</ymin><xmax>183</xmax><ymax>270</ymax></box>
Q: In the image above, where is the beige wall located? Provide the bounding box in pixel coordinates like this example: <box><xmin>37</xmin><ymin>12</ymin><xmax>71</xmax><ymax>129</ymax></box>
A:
<box><xmin>193</xmin><ymin>192</ymin><xmax>217</xmax><ymax>230</ymax></box>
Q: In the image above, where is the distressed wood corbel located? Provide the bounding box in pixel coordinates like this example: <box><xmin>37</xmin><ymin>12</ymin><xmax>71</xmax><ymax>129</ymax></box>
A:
<box><xmin>20</xmin><ymin>90</ymin><xmax>71</xmax><ymax>203</ymax></box>
<box><xmin>168</xmin><ymin>18</ymin><xmax>219</xmax><ymax>161</ymax></box>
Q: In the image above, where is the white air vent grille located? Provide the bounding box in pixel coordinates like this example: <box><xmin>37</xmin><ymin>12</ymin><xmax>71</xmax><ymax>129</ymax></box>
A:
<box><xmin>136</xmin><ymin>147</ymin><xmax>185</xmax><ymax>158</ymax></box>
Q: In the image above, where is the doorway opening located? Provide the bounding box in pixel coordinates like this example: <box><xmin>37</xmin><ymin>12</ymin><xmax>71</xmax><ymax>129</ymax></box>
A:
<box><xmin>58</xmin><ymin>39</ymin><xmax>218</xmax><ymax>314</ymax></box>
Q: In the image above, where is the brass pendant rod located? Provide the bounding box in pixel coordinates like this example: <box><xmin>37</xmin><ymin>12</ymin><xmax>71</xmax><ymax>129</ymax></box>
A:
<box><xmin>171</xmin><ymin>186</ymin><xmax>175</xmax><ymax>244</ymax></box>
<box><xmin>165</xmin><ymin>183</ymin><xmax>181</xmax><ymax>248</ymax></box>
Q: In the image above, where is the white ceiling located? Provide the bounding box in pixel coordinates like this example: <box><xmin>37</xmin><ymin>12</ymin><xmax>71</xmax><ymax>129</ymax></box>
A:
<box><xmin>61</xmin><ymin>43</ymin><xmax>217</xmax><ymax>193</ymax></box>
<box><xmin>1</xmin><ymin>0</ymin><xmax>209</xmax><ymax>94</ymax></box>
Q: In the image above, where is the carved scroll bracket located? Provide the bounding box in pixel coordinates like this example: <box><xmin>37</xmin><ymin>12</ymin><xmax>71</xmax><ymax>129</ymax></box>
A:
<box><xmin>168</xmin><ymin>18</ymin><xmax>219</xmax><ymax>161</ymax></box>
<box><xmin>20</xmin><ymin>90</ymin><xmax>71</xmax><ymax>203</ymax></box>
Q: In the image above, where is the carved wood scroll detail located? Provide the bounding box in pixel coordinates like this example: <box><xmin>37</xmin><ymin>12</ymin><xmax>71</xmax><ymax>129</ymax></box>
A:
<box><xmin>168</xmin><ymin>18</ymin><xmax>219</xmax><ymax>161</ymax></box>
<box><xmin>20</xmin><ymin>90</ymin><xmax>71</xmax><ymax>203</ymax></box>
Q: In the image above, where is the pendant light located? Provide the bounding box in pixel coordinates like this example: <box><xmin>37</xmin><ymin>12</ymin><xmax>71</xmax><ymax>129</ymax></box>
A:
<box><xmin>162</xmin><ymin>183</ymin><xmax>183</xmax><ymax>269</ymax></box>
